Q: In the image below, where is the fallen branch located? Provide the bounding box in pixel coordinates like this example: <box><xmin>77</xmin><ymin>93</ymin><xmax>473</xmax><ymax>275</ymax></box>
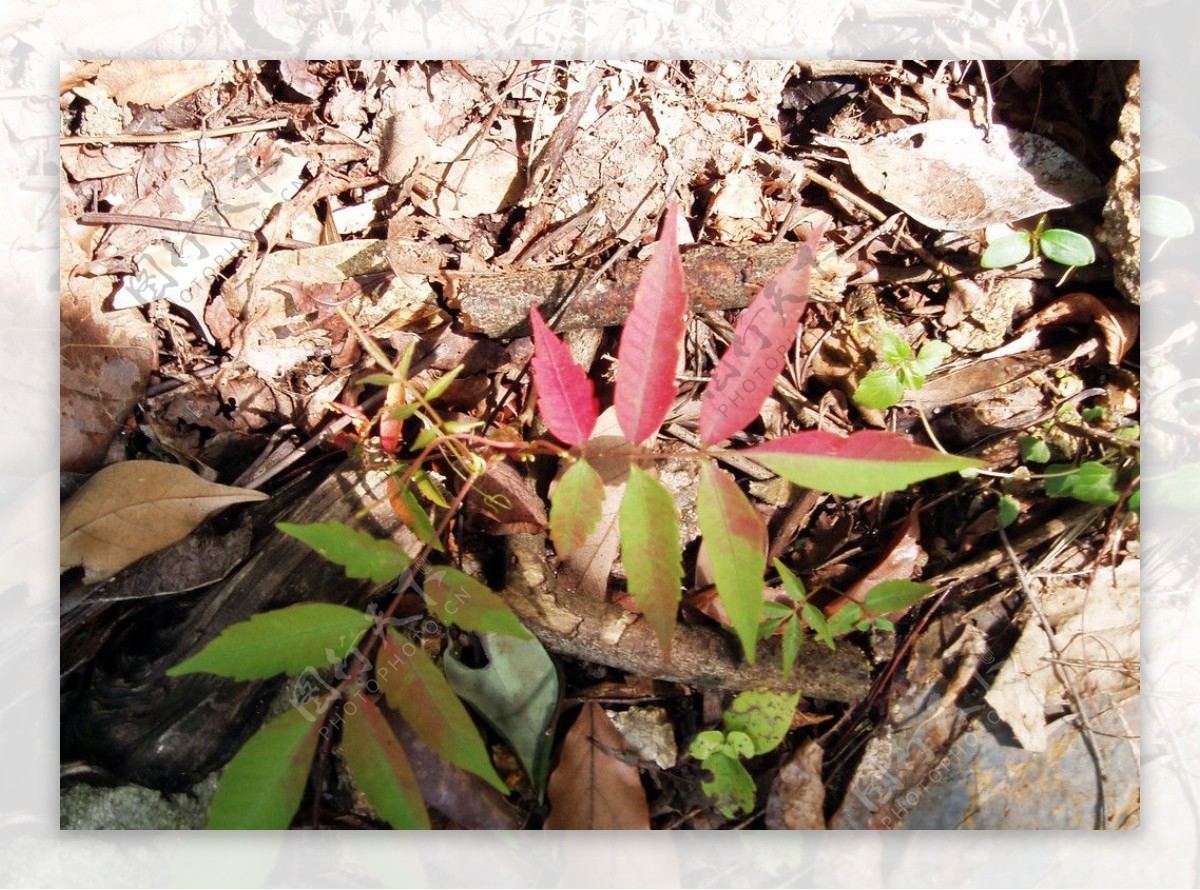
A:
<box><xmin>449</xmin><ymin>243</ymin><xmax>849</xmax><ymax>338</ymax></box>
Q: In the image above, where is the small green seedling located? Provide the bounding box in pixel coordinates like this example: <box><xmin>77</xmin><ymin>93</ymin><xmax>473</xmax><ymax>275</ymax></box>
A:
<box><xmin>687</xmin><ymin>689</ymin><xmax>800</xmax><ymax>818</ymax></box>
<box><xmin>852</xmin><ymin>325</ymin><xmax>952</xmax><ymax>410</ymax></box>
<box><xmin>981</xmin><ymin>214</ymin><xmax>1096</xmax><ymax>278</ymax></box>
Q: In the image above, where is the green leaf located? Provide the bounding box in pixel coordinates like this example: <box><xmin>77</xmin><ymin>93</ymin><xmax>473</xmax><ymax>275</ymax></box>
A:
<box><xmin>827</xmin><ymin>602</ymin><xmax>863</xmax><ymax>637</ymax></box>
<box><xmin>910</xmin><ymin>340</ymin><xmax>952</xmax><ymax>377</ymax></box>
<box><xmin>395</xmin><ymin>485</ymin><xmax>443</xmax><ymax>552</ymax></box>
<box><xmin>376</xmin><ymin>630</ymin><xmax>507</xmax><ymax>794</ymax></box>
<box><xmin>700</xmin><ymin>752</ymin><xmax>757</xmax><ymax>818</ymax></box>
<box><xmin>168</xmin><ymin>603</ymin><xmax>372</xmax><ymax>680</ymax></box>
<box><xmin>410</xmin><ymin>426</ymin><xmax>439</xmax><ymax>452</ymax></box>
<box><xmin>998</xmin><ymin>494</ymin><xmax>1020</xmax><ymax>529</ymax></box>
<box><xmin>697</xmin><ymin>463</ymin><xmax>768</xmax><ymax>664</ymax></box>
<box><xmin>1128</xmin><ymin>487</ymin><xmax>1139</xmax><ymax>514</ymax></box>
<box><xmin>550</xmin><ymin>460</ymin><xmax>605</xmax><ymax>555</ymax></box>
<box><xmin>206</xmin><ymin>706</ymin><xmax>322</xmax><ymax>829</ymax></box>
<box><xmin>773</xmin><ymin>559</ymin><xmax>808</xmax><ymax>603</ymax></box>
<box><xmin>395</xmin><ymin>339</ymin><xmax>417</xmax><ymax>382</ymax></box>
<box><xmin>278</xmin><ymin>520</ymin><xmax>413</xmax><ymax>583</ymax></box>
<box><xmin>1045</xmin><ymin>461</ymin><xmax>1120</xmax><ymax>505</ymax></box>
<box><xmin>802</xmin><ymin>602</ymin><xmax>835</xmax><ymax>650</ymax></box>
<box><xmin>443</xmin><ymin>632</ymin><xmax>559</xmax><ymax>797</ymax></box>
<box><xmin>980</xmin><ymin>232</ymin><xmax>1032</xmax><ymax>268</ymax></box>
<box><xmin>688</xmin><ymin>729</ymin><xmax>726</xmax><ymax>761</ymax></box>
<box><xmin>620</xmin><ymin>464</ymin><xmax>683</xmax><ymax>656</ymax></box>
<box><xmin>853</xmin><ymin>369</ymin><xmax>905</xmax><ymax>410</ymax></box>
<box><xmin>422</xmin><ymin>365</ymin><xmax>464</xmax><ymax>403</ymax></box>
<box><xmin>413</xmin><ymin>468</ymin><xmax>451</xmax><ymax>508</ymax></box>
<box><xmin>722</xmin><ymin>689</ymin><xmax>800</xmax><ymax>756</ymax></box>
<box><xmin>723</xmin><ymin>731</ymin><xmax>756</xmax><ymax>760</ymax></box>
<box><xmin>1040</xmin><ymin>229</ymin><xmax>1095</xmax><ymax>267</ymax></box>
<box><xmin>1019</xmin><ymin>436</ymin><xmax>1051</xmax><ymax>464</ymax></box>
<box><xmin>423</xmin><ymin>566</ymin><xmax>531</xmax><ymax>639</ymax></box>
<box><xmin>863</xmin><ymin>579</ymin><xmax>932</xmax><ymax>614</ymax></box>
<box><xmin>359</xmin><ymin>373</ymin><xmax>405</xmax><ymax>386</ymax></box>
<box><xmin>878</xmin><ymin>328</ymin><xmax>911</xmax><ymax>365</ymax></box>
<box><xmin>341</xmin><ymin>696</ymin><xmax>430</xmax><ymax>829</ymax></box>
<box><xmin>747</xmin><ymin>430</ymin><xmax>984</xmax><ymax>498</ymax></box>
<box><xmin>1142</xmin><ymin>194</ymin><xmax>1195</xmax><ymax>239</ymax></box>
<box><xmin>780</xmin><ymin>615</ymin><xmax>803</xmax><ymax>677</ymax></box>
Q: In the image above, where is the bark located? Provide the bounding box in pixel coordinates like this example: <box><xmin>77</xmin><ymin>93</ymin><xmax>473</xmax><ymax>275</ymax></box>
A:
<box><xmin>450</xmin><ymin>243</ymin><xmax>848</xmax><ymax>338</ymax></box>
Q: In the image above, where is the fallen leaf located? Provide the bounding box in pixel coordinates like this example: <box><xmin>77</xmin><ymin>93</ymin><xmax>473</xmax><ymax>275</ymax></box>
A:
<box><xmin>765</xmin><ymin>740</ymin><xmax>827</xmax><ymax>830</ymax></box>
<box><xmin>544</xmin><ymin>702</ymin><xmax>650</xmax><ymax>829</ymax></box>
<box><xmin>61</xmin><ymin>461</ymin><xmax>268</xmax><ymax>584</ymax></box>
<box><xmin>830</xmin><ymin>120</ymin><xmax>1102</xmax><ymax>231</ymax></box>
<box><xmin>1015</xmin><ymin>292</ymin><xmax>1139</xmax><ymax>365</ymax></box>
<box><xmin>836</xmin><ymin>508</ymin><xmax>926</xmax><ymax>610</ymax></box>
<box><xmin>443</xmin><ymin>632</ymin><xmax>559</xmax><ymax>796</ymax></box>
<box><xmin>93</xmin><ymin>60</ymin><xmax>232</xmax><ymax>109</ymax></box>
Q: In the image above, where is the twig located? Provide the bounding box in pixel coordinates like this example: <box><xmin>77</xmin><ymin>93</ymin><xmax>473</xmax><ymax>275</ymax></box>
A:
<box><xmin>61</xmin><ymin>117</ymin><xmax>289</xmax><ymax>145</ymax></box>
<box><xmin>77</xmin><ymin>211</ymin><xmax>317</xmax><ymax>251</ymax></box>
<box><xmin>998</xmin><ymin>524</ymin><xmax>1110</xmax><ymax>829</ymax></box>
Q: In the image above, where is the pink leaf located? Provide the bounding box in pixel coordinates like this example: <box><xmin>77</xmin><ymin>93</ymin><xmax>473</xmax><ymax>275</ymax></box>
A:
<box><xmin>745</xmin><ymin>430</ymin><xmax>983</xmax><ymax>498</ymax></box>
<box><xmin>699</xmin><ymin>222</ymin><xmax>828</xmax><ymax>445</ymax></box>
<box><xmin>614</xmin><ymin>204</ymin><xmax>689</xmax><ymax>445</ymax></box>
<box><xmin>530</xmin><ymin>306</ymin><xmax>598</xmax><ymax>445</ymax></box>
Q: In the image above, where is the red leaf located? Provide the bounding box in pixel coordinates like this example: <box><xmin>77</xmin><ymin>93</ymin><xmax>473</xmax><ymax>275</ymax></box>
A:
<box><xmin>699</xmin><ymin>221</ymin><xmax>828</xmax><ymax>445</ymax></box>
<box><xmin>530</xmin><ymin>306</ymin><xmax>598</xmax><ymax>445</ymax></box>
<box><xmin>745</xmin><ymin>430</ymin><xmax>982</xmax><ymax>498</ymax></box>
<box><xmin>614</xmin><ymin>204</ymin><xmax>689</xmax><ymax>445</ymax></box>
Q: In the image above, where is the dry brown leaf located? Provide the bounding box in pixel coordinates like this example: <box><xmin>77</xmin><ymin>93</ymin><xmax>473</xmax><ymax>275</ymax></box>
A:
<box><xmin>765</xmin><ymin>740</ymin><xmax>827</xmax><ymax>830</ymax></box>
<box><xmin>829</xmin><ymin>121</ymin><xmax>1102</xmax><ymax>231</ymax></box>
<box><xmin>92</xmin><ymin>60</ymin><xmax>232</xmax><ymax>109</ymax></box>
<box><xmin>1015</xmin><ymin>292</ymin><xmax>1139</xmax><ymax>365</ymax></box>
<box><xmin>834</xmin><ymin>508</ymin><xmax>926</xmax><ymax>612</ymax></box>
<box><xmin>61</xmin><ymin>461</ymin><xmax>268</xmax><ymax>584</ymax></box>
<box><xmin>544</xmin><ymin>702</ymin><xmax>650</xmax><ymax>830</ymax></box>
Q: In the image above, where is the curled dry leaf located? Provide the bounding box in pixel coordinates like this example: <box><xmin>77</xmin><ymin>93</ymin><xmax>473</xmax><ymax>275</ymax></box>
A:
<box><xmin>544</xmin><ymin>702</ymin><xmax>651</xmax><ymax>830</ymax></box>
<box><xmin>830</xmin><ymin>120</ymin><xmax>1102</xmax><ymax>231</ymax></box>
<box><xmin>1015</xmin><ymin>292</ymin><xmax>1139</xmax><ymax>365</ymax></box>
<box><xmin>61</xmin><ymin>461</ymin><xmax>268</xmax><ymax>584</ymax></box>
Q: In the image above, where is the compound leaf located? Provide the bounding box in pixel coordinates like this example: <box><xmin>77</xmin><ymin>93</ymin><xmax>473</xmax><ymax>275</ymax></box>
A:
<box><xmin>619</xmin><ymin>464</ymin><xmax>683</xmax><ymax>656</ymax></box>
<box><xmin>206</xmin><ymin>705</ymin><xmax>322</xmax><ymax>829</ymax></box>
<box><xmin>376</xmin><ymin>630</ymin><xmax>507</xmax><ymax>794</ymax></box>
<box><xmin>699</xmin><ymin>220</ymin><xmax>828</xmax><ymax>445</ymax></box>
<box><xmin>614</xmin><ymin>203</ymin><xmax>689</xmax><ymax>445</ymax></box>
<box><xmin>746</xmin><ymin>430</ymin><xmax>983</xmax><ymax>498</ymax></box>
<box><xmin>168</xmin><ymin>603</ymin><xmax>372</xmax><ymax>680</ymax></box>
<box><xmin>697</xmin><ymin>463</ymin><xmax>767</xmax><ymax>663</ymax></box>
<box><xmin>423</xmin><ymin>566</ymin><xmax>531</xmax><ymax>639</ymax></box>
<box><xmin>529</xmin><ymin>307</ymin><xmax>598</xmax><ymax>445</ymax></box>
<box><xmin>278</xmin><ymin>520</ymin><xmax>413</xmax><ymax>583</ymax></box>
<box><xmin>342</xmin><ymin>695</ymin><xmax>430</xmax><ymax>829</ymax></box>
<box><xmin>550</xmin><ymin>459</ymin><xmax>605</xmax><ymax>554</ymax></box>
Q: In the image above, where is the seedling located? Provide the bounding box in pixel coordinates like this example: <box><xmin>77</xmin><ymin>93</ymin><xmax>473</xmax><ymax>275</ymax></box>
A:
<box><xmin>981</xmin><ymin>214</ymin><xmax>1096</xmax><ymax>283</ymax></box>
<box><xmin>687</xmin><ymin>690</ymin><xmax>799</xmax><ymax>818</ymax></box>
<box><xmin>852</xmin><ymin>324</ymin><xmax>952</xmax><ymax>410</ymax></box>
